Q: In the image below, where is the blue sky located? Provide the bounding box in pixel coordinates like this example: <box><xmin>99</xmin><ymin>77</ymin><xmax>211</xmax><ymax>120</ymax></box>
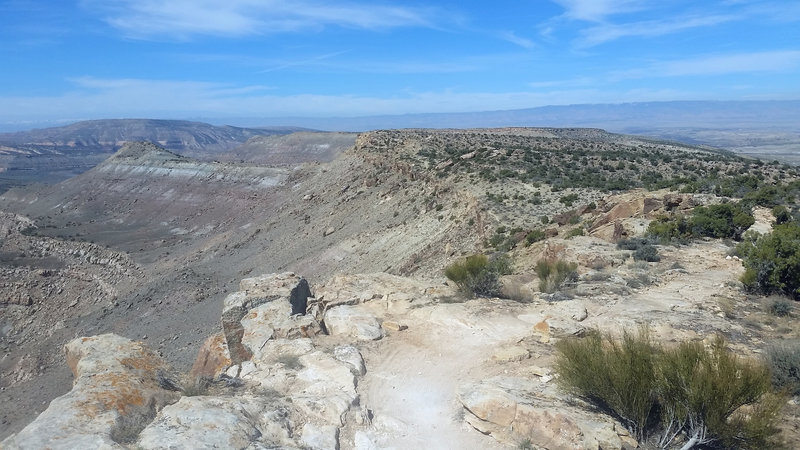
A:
<box><xmin>1</xmin><ymin>0</ymin><xmax>799</xmax><ymax>127</ymax></box>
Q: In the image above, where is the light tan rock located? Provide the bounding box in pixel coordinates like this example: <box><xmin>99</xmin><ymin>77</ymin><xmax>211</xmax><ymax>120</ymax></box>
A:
<box><xmin>316</xmin><ymin>272</ymin><xmax>453</xmax><ymax>311</ymax></box>
<box><xmin>334</xmin><ymin>345</ymin><xmax>367</xmax><ymax>376</ymax></box>
<box><xmin>492</xmin><ymin>346</ymin><xmax>530</xmax><ymax>363</ymax></box>
<box><xmin>324</xmin><ymin>305</ymin><xmax>384</xmax><ymax>340</ymax></box>
<box><xmin>2</xmin><ymin>334</ymin><xmax>177</xmax><ymax>450</ymax></box>
<box><xmin>381</xmin><ymin>320</ymin><xmax>408</xmax><ymax>332</ymax></box>
<box><xmin>301</xmin><ymin>423</ymin><xmax>340</xmax><ymax>450</ymax></box>
<box><xmin>189</xmin><ymin>332</ymin><xmax>231</xmax><ymax>379</ymax></box>
<box><xmin>137</xmin><ymin>396</ymin><xmax>293</xmax><ymax>449</ymax></box>
<box><xmin>459</xmin><ymin>376</ymin><xmax>623</xmax><ymax>450</ymax></box>
<box><xmin>221</xmin><ymin>272</ymin><xmax>316</xmax><ymax>364</ymax></box>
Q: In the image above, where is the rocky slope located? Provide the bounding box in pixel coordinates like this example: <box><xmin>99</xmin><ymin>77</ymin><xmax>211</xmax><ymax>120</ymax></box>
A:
<box><xmin>1</xmin><ymin>128</ymin><xmax>799</xmax><ymax>446</ymax></box>
<box><xmin>5</xmin><ymin>236</ymin><xmax>800</xmax><ymax>448</ymax></box>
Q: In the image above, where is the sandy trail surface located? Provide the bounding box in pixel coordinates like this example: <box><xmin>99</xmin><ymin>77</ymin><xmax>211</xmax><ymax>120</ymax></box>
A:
<box><xmin>346</xmin><ymin>301</ymin><xmax>534</xmax><ymax>449</ymax></box>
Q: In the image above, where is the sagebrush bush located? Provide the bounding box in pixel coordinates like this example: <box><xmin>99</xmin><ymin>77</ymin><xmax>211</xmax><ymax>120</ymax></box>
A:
<box><xmin>737</xmin><ymin>221</ymin><xmax>800</xmax><ymax>299</ymax></box>
<box><xmin>524</xmin><ymin>229</ymin><xmax>545</xmax><ymax>246</ymax></box>
<box><xmin>444</xmin><ymin>253</ymin><xmax>512</xmax><ymax>297</ymax></box>
<box><xmin>566</xmin><ymin>227</ymin><xmax>584</xmax><ymax>239</ymax></box>
<box><xmin>555</xmin><ymin>331</ymin><xmax>784</xmax><ymax>449</ymax></box>
<box><xmin>765</xmin><ymin>340</ymin><xmax>800</xmax><ymax>395</ymax></box>
<box><xmin>689</xmin><ymin>203</ymin><xmax>754</xmax><ymax>240</ymax></box>
<box><xmin>535</xmin><ymin>259</ymin><xmax>578</xmax><ymax>293</ymax></box>
<box><xmin>617</xmin><ymin>237</ymin><xmax>652</xmax><ymax>250</ymax></box>
<box><xmin>555</xmin><ymin>329</ymin><xmax>657</xmax><ymax>440</ymax></box>
<box><xmin>648</xmin><ymin>202</ymin><xmax>755</xmax><ymax>243</ymax></box>
<box><xmin>633</xmin><ymin>245</ymin><xmax>661</xmax><ymax>262</ymax></box>
<box><xmin>767</xmin><ymin>298</ymin><xmax>793</xmax><ymax>317</ymax></box>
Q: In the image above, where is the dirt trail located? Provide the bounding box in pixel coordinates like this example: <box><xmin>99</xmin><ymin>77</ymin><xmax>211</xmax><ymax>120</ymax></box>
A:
<box><xmin>346</xmin><ymin>301</ymin><xmax>533</xmax><ymax>449</ymax></box>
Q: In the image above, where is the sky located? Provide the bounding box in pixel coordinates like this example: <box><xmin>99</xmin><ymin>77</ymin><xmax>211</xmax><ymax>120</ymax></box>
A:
<box><xmin>0</xmin><ymin>0</ymin><xmax>799</xmax><ymax>128</ymax></box>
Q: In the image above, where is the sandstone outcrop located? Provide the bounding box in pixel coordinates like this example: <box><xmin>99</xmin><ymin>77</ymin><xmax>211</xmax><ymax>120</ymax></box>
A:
<box><xmin>459</xmin><ymin>376</ymin><xmax>627</xmax><ymax>449</ymax></box>
<box><xmin>1</xmin><ymin>334</ymin><xmax>178</xmax><ymax>449</ymax></box>
<box><xmin>221</xmin><ymin>272</ymin><xmax>319</xmax><ymax>364</ymax></box>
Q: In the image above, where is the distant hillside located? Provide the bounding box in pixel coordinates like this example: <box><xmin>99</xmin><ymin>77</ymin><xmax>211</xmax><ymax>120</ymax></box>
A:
<box><xmin>247</xmin><ymin>100</ymin><xmax>800</xmax><ymax>163</ymax></box>
<box><xmin>0</xmin><ymin>119</ymin><xmax>309</xmax><ymax>154</ymax></box>
<box><xmin>0</xmin><ymin>119</ymin><xmax>310</xmax><ymax>192</ymax></box>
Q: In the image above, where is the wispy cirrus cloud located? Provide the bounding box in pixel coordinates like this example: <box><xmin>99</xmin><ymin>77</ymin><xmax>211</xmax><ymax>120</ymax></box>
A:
<box><xmin>613</xmin><ymin>50</ymin><xmax>800</xmax><ymax>79</ymax></box>
<box><xmin>0</xmin><ymin>76</ymin><xmax>707</xmax><ymax>123</ymax></box>
<box><xmin>499</xmin><ymin>31</ymin><xmax>535</xmax><ymax>49</ymax></box>
<box><xmin>578</xmin><ymin>13</ymin><xmax>737</xmax><ymax>47</ymax></box>
<box><xmin>81</xmin><ymin>0</ymin><xmax>440</xmax><ymax>39</ymax></box>
<box><xmin>550</xmin><ymin>0</ymin><xmax>649</xmax><ymax>22</ymax></box>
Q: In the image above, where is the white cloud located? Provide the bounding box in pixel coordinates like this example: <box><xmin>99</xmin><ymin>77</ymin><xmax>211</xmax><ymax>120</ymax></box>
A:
<box><xmin>81</xmin><ymin>0</ymin><xmax>438</xmax><ymax>39</ymax></box>
<box><xmin>578</xmin><ymin>14</ymin><xmax>736</xmax><ymax>47</ymax></box>
<box><xmin>499</xmin><ymin>31</ymin><xmax>536</xmax><ymax>49</ymax></box>
<box><xmin>0</xmin><ymin>76</ymin><xmax>737</xmax><ymax>124</ymax></box>
<box><xmin>614</xmin><ymin>50</ymin><xmax>800</xmax><ymax>79</ymax></box>
<box><xmin>550</xmin><ymin>0</ymin><xmax>648</xmax><ymax>22</ymax></box>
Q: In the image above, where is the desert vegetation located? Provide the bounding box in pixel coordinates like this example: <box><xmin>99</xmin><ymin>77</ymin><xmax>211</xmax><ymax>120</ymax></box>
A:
<box><xmin>444</xmin><ymin>253</ymin><xmax>512</xmax><ymax>297</ymax></box>
<box><xmin>555</xmin><ymin>329</ymin><xmax>785</xmax><ymax>449</ymax></box>
<box><xmin>737</xmin><ymin>220</ymin><xmax>800</xmax><ymax>299</ymax></box>
<box><xmin>535</xmin><ymin>259</ymin><xmax>578</xmax><ymax>293</ymax></box>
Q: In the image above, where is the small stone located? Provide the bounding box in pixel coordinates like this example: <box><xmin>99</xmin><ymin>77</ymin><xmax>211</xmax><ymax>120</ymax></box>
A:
<box><xmin>323</xmin><ymin>227</ymin><xmax>336</xmax><ymax>237</ymax></box>
<box><xmin>492</xmin><ymin>346</ymin><xmax>530</xmax><ymax>363</ymax></box>
<box><xmin>571</xmin><ymin>307</ymin><xmax>588</xmax><ymax>322</ymax></box>
<box><xmin>382</xmin><ymin>321</ymin><xmax>407</xmax><ymax>332</ymax></box>
<box><xmin>526</xmin><ymin>366</ymin><xmax>551</xmax><ymax>377</ymax></box>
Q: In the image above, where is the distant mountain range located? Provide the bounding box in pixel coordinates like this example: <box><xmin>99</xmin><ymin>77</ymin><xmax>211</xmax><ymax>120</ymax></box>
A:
<box><xmin>234</xmin><ymin>100</ymin><xmax>800</xmax><ymax>163</ymax></box>
<box><xmin>0</xmin><ymin>119</ymin><xmax>308</xmax><ymax>191</ymax></box>
<box><xmin>0</xmin><ymin>119</ymin><xmax>308</xmax><ymax>154</ymax></box>
<box><xmin>1</xmin><ymin>100</ymin><xmax>798</xmax><ymax>192</ymax></box>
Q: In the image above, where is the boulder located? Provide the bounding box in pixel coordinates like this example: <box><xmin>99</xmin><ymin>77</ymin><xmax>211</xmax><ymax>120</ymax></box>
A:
<box><xmin>301</xmin><ymin>423</ymin><xmax>340</xmax><ymax>450</ymax></box>
<box><xmin>291</xmin><ymin>351</ymin><xmax>359</xmax><ymax>425</ymax></box>
<box><xmin>334</xmin><ymin>345</ymin><xmax>367</xmax><ymax>376</ymax></box>
<box><xmin>491</xmin><ymin>346</ymin><xmax>530</xmax><ymax>363</ymax></box>
<box><xmin>315</xmin><ymin>272</ymin><xmax>453</xmax><ymax>312</ymax></box>
<box><xmin>459</xmin><ymin>376</ymin><xmax>623</xmax><ymax>449</ymax></box>
<box><xmin>189</xmin><ymin>332</ymin><xmax>231</xmax><ymax>379</ymax></box>
<box><xmin>137</xmin><ymin>396</ymin><xmax>294</xmax><ymax>449</ymax></box>
<box><xmin>2</xmin><ymin>334</ymin><xmax>178</xmax><ymax>449</ymax></box>
<box><xmin>221</xmin><ymin>272</ymin><xmax>317</xmax><ymax>364</ymax></box>
<box><xmin>324</xmin><ymin>305</ymin><xmax>384</xmax><ymax>340</ymax></box>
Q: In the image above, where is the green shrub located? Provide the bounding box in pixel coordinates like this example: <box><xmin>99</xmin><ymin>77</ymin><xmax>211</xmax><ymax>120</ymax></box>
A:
<box><xmin>767</xmin><ymin>298</ymin><xmax>792</xmax><ymax>317</ymax></box>
<box><xmin>657</xmin><ymin>337</ymin><xmax>780</xmax><ymax>449</ymax></box>
<box><xmin>524</xmin><ymin>229</ymin><xmax>545</xmax><ymax>246</ymax></box>
<box><xmin>648</xmin><ymin>202</ymin><xmax>755</xmax><ymax>243</ymax></box>
<box><xmin>444</xmin><ymin>253</ymin><xmax>512</xmax><ymax>297</ymax></box>
<box><xmin>772</xmin><ymin>205</ymin><xmax>792</xmax><ymax>225</ymax></box>
<box><xmin>633</xmin><ymin>245</ymin><xmax>661</xmax><ymax>262</ymax></box>
<box><xmin>765</xmin><ymin>340</ymin><xmax>800</xmax><ymax>395</ymax></box>
<box><xmin>617</xmin><ymin>237</ymin><xmax>652</xmax><ymax>250</ymax></box>
<box><xmin>555</xmin><ymin>329</ymin><xmax>658</xmax><ymax>440</ymax></box>
<box><xmin>647</xmin><ymin>215</ymin><xmax>690</xmax><ymax>244</ymax></box>
<box><xmin>535</xmin><ymin>259</ymin><xmax>578</xmax><ymax>293</ymax></box>
<box><xmin>689</xmin><ymin>203</ymin><xmax>754</xmax><ymax>240</ymax></box>
<box><xmin>559</xmin><ymin>193</ymin><xmax>579</xmax><ymax>206</ymax></box>
<box><xmin>555</xmin><ymin>331</ymin><xmax>784</xmax><ymax>448</ymax></box>
<box><xmin>566</xmin><ymin>227</ymin><xmax>584</xmax><ymax>239</ymax></box>
<box><xmin>737</xmin><ymin>221</ymin><xmax>800</xmax><ymax>299</ymax></box>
